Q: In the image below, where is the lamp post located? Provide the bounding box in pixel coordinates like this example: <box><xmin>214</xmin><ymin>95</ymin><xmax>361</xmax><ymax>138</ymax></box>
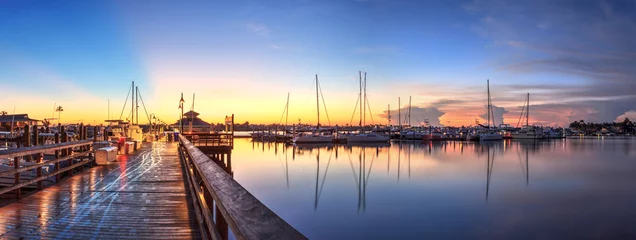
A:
<box><xmin>179</xmin><ymin>93</ymin><xmax>185</xmax><ymax>133</ymax></box>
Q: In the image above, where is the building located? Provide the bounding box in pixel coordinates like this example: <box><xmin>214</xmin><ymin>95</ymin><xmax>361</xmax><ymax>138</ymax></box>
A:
<box><xmin>174</xmin><ymin>111</ymin><xmax>214</xmax><ymax>133</ymax></box>
<box><xmin>0</xmin><ymin>114</ymin><xmax>39</xmax><ymax>131</ymax></box>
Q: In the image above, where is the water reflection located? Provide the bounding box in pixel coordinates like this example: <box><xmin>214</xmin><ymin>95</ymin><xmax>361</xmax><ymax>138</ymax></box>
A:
<box><xmin>240</xmin><ymin>138</ymin><xmax>636</xmax><ymax>239</ymax></box>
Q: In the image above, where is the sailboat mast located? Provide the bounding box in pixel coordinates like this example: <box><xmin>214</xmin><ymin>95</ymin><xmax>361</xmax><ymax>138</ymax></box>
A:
<box><xmin>526</xmin><ymin>93</ymin><xmax>530</xmax><ymax>126</ymax></box>
<box><xmin>359</xmin><ymin>71</ymin><xmax>362</xmax><ymax>128</ymax></box>
<box><xmin>408</xmin><ymin>96</ymin><xmax>412</xmax><ymax>126</ymax></box>
<box><xmin>316</xmin><ymin>74</ymin><xmax>320</xmax><ymax>129</ymax></box>
<box><xmin>363</xmin><ymin>72</ymin><xmax>367</xmax><ymax>129</ymax></box>
<box><xmin>487</xmin><ymin>79</ymin><xmax>491</xmax><ymax>129</ymax></box>
<box><xmin>398</xmin><ymin>97</ymin><xmax>401</xmax><ymax>131</ymax></box>
<box><xmin>388</xmin><ymin>104</ymin><xmax>391</xmax><ymax>126</ymax></box>
<box><xmin>131</xmin><ymin>81</ymin><xmax>135</xmax><ymax>124</ymax></box>
<box><xmin>136</xmin><ymin>86</ymin><xmax>139</xmax><ymax>125</ymax></box>
<box><xmin>286</xmin><ymin>92</ymin><xmax>290</xmax><ymax>127</ymax></box>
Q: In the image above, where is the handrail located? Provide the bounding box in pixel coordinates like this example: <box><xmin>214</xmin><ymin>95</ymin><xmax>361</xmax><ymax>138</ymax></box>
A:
<box><xmin>178</xmin><ymin>135</ymin><xmax>306</xmax><ymax>240</ymax></box>
<box><xmin>0</xmin><ymin>139</ymin><xmax>94</xmax><ymax>198</ymax></box>
<box><xmin>0</xmin><ymin>140</ymin><xmax>92</xmax><ymax>159</ymax></box>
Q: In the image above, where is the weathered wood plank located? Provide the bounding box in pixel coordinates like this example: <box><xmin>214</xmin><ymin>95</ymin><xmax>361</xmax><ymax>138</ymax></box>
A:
<box><xmin>0</xmin><ymin>142</ymin><xmax>201</xmax><ymax>239</ymax></box>
<box><xmin>180</xmin><ymin>135</ymin><xmax>306</xmax><ymax>240</ymax></box>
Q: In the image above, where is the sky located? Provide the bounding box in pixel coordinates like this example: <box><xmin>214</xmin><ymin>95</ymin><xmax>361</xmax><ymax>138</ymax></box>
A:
<box><xmin>0</xmin><ymin>0</ymin><xmax>634</xmax><ymax>127</ymax></box>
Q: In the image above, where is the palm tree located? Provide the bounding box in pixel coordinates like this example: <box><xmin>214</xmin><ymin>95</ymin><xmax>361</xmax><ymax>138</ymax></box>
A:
<box><xmin>0</xmin><ymin>111</ymin><xmax>6</xmax><ymax>116</ymax></box>
<box><xmin>55</xmin><ymin>106</ymin><xmax>64</xmax><ymax>125</ymax></box>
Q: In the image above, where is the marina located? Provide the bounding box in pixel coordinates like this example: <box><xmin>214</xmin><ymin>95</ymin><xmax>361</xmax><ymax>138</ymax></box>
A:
<box><xmin>2</xmin><ymin>0</ymin><xmax>635</xmax><ymax>239</ymax></box>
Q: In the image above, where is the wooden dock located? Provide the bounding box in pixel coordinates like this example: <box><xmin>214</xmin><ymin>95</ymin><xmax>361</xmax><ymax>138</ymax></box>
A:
<box><xmin>0</xmin><ymin>142</ymin><xmax>201</xmax><ymax>239</ymax></box>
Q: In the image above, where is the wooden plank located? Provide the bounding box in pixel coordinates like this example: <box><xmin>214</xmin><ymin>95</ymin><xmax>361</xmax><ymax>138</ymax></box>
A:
<box><xmin>179</xmin><ymin>135</ymin><xmax>307</xmax><ymax>240</ymax></box>
<box><xmin>0</xmin><ymin>142</ymin><xmax>201</xmax><ymax>239</ymax></box>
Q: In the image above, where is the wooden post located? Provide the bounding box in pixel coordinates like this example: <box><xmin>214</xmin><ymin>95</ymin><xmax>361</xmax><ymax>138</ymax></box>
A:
<box><xmin>23</xmin><ymin>124</ymin><xmax>31</xmax><ymax>161</ymax></box>
<box><xmin>37</xmin><ymin>153</ymin><xmax>43</xmax><ymax>190</ymax></box>
<box><xmin>61</xmin><ymin>126</ymin><xmax>72</xmax><ymax>177</ymax></box>
<box><xmin>34</xmin><ymin>124</ymin><xmax>40</xmax><ymax>146</ymax></box>
<box><xmin>227</xmin><ymin>153</ymin><xmax>232</xmax><ymax>176</ymax></box>
<box><xmin>55</xmin><ymin>133</ymin><xmax>60</xmax><ymax>182</ymax></box>
<box><xmin>14</xmin><ymin>156</ymin><xmax>20</xmax><ymax>198</ymax></box>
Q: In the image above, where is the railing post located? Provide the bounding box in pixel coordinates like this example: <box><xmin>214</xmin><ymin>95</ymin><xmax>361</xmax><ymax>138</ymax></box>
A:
<box><xmin>14</xmin><ymin>156</ymin><xmax>20</xmax><ymax>198</ymax></box>
<box><xmin>55</xmin><ymin>133</ymin><xmax>60</xmax><ymax>182</ymax></box>
<box><xmin>37</xmin><ymin>153</ymin><xmax>43</xmax><ymax>190</ymax></box>
<box><xmin>24</xmin><ymin>124</ymin><xmax>31</xmax><ymax>161</ymax></box>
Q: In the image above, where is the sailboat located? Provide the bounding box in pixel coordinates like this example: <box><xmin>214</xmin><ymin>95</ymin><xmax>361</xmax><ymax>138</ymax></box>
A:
<box><xmin>293</xmin><ymin>75</ymin><xmax>334</xmax><ymax>143</ymax></box>
<box><xmin>345</xmin><ymin>72</ymin><xmax>390</xmax><ymax>143</ymax></box>
<box><xmin>511</xmin><ymin>93</ymin><xmax>545</xmax><ymax>139</ymax></box>
<box><xmin>479</xmin><ymin>79</ymin><xmax>503</xmax><ymax>141</ymax></box>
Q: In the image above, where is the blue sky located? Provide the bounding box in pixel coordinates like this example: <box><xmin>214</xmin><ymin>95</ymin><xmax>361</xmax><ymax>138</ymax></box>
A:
<box><xmin>1</xmin><ymin>0</ymin><xmax>634</xmax><ymax>126</ymax></box>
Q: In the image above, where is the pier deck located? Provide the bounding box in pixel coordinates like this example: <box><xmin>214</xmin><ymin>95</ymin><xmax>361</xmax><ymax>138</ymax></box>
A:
<box><xmin>0</xmin><ymin>142</ymin><xmax>201</xmax><ymax>239</ymax></box>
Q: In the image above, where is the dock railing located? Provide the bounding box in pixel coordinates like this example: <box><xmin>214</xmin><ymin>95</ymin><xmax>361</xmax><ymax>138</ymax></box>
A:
<box><xmin>182</xmin><ymin>132</ymin><xmax>234</xmax><ymax>149</ymax></box>
<box><xmin>0</xmin><ymin>139</ymin><xmax>93</xmax><ymax>198</ymax></box>
<box><xmin>178</xmin><ymin>135</ymin><xmax>306</xmax><ymax>240</ymax></box>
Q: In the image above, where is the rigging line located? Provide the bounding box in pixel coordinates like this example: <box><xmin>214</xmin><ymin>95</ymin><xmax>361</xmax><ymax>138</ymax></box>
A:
<box><xmin>318</xmin><ymin>79</ymin><xmax>331</xmax><ymax>126</ymax></box>
<box><xmin>349</xmin><ymin>96</ymin><xmax>360</xmax><ymax>126</ymax></box>
<box><xmin>365</xmin><ymin>96</ymin><xmax>375</xmax><ymax>125</ymax></box>
<box><xmin>278</xmin><ymin>96</ymin><xmax>289</xmax><ymax>125</ymax></box>
<box><xmin>347</xmin><ymin>153</ymin><xmax>360</xmax><ymax>189</ymax></box>
<box><xmin>364</xmin><ymin>151</ymin><xmax>375</xmax><ymax>186</ymax></box>
<box><xmin>516</xmin><ymin>96</ymin><xmax>528</xmax><ymax>128</ymax></box>
<box><xmin>136</xmin><ymin>90</ymin><xmax>153</xmax><ymax>125</ymax></box>
<box><xmin>118</xmin><ymin>85</ymin><xmax>132</xmax><ymax>120</ymax></box>
<box><xmin>317</xmin><ymin>151</ymin><xmax>333</xmax><ymax>200</ymax></box>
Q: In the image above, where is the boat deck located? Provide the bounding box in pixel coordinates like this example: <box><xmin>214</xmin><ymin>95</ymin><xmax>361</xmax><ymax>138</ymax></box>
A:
<box><xmin>0</xmin><ymin>142</ymin><xmax>201</xmax><ymax>239</ymax></box>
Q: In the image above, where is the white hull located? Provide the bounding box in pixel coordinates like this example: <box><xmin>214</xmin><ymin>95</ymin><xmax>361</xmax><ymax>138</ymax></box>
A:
<box><xmin>293</xmin><ymin>135</ymin><xmax>334</xmax><ymax>143</ymax></box>
<box><xmin>511</xmin><ymin>132</ymin><xmax>544</xmax><ymax>139</ymax></box>
<box><xmin>479</xmin><ymin>133</ymin><xmax>503</xmax><ymax>141</ymax></box>
<box><xmin>344</xmin><ymin>134</ymin><xmax>390</xmax><ymax>142</ymax></box>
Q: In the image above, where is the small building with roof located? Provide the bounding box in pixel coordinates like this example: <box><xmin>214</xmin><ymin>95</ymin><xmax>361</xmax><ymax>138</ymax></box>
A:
<box><xmin>0</xmin><ymin>114</ymin><xmax>39</xmax><ymax>131</ymax></box>
<box><xmin>173</xmin><ymin>111</ymin><xmax>214</xmax><ymax>132</ymax></box>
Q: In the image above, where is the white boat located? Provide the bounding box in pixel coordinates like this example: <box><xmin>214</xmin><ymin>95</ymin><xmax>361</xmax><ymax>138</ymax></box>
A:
<box><xmin>400</xmin><ymin>130</ymin><xmax>424</xmax><ymax>140</ymax></box>
<box><xmin>511</xmin><ymin>93</ymin><xmax>544</xmax><ymax>139</ymax></box>
<box><xmin>344</xmin><ymin>72</ymin><xmax>390</xmax><ymax>143</ymax></box>
<box><xmin>293</xmin><ymin>74</ymin><xmax>334</xmax><ymax>144</ymax></box>
<box><xmin>479</xmin><ymin>79</ymin><xmax>503</xmax><ymax>141</ymax></box>
<box><xmin>294</xmin><ymin>132</ymin><xmax>334</xmax><ymax>143</ymax></box>
<box><xmin>479</xmin><ymin>130</ymin><xmax>503</xmax><ymax>141</ymax></box>
<box><xmin>512</xmin><ymin>126</ymin><xmax>544</xmax><ymax>139</ymax></box>
<box><xmin>345</xmin><ymin>132</ymin><xmax>389</xmax><ymax>142</ymax></box>
<box><xmin>544</xmin><ymin>128</ymin><xmax>565</xmax><ymax>139</ymax></box>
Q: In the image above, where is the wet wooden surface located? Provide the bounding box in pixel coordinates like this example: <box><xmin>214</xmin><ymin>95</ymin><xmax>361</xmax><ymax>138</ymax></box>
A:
<box><xmin>0</xmin><ymin>142</ymin><xmax>201</xmax><ymax>239</ymax></box>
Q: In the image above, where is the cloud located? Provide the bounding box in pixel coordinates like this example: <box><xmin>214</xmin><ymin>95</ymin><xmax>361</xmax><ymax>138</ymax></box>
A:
<box><xmin>463</xmin><ymin>0</ymin><xmax>636</xmax><ymax>124</ymax></box>
<box><xmin>479</xmin><ymin>105</ymin><xmax>509</xmax><ymax>126</ymax></box>
<box><xmin>379</xmin><ymin>106</ymin><xmax>446</xmax><ymax>126</ymax></box>
<box><xmin>247</xmin><ymin>22</ymin><xmax>270</xmax><ymax>35</ymax></box>
<box><xmin>269</xmin><ymin>44</ymin><xmax>281</xmax><ymax>50</ymax></box>
<box><xmin>615</xmin><ymin>110</ymin><xmax>636</xmax><ymax>122</ymax></box>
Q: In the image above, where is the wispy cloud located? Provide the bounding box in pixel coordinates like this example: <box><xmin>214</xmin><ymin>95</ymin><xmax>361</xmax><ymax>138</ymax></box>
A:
<box><xmin>247</xmin><ymin>22</ymin><xmax>270</xmax><ymax>35</ymax></box>
<box><xmin>463</xmin><ymin>0</ymin><xmax>636</xmax><ymax>124</ymax></box>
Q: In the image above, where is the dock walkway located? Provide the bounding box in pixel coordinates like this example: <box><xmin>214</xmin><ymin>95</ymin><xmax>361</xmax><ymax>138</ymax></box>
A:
<box><xmin>0</xmin><ymin>142</ymin><xmax>201</xmax><ymax>239</ymax></box>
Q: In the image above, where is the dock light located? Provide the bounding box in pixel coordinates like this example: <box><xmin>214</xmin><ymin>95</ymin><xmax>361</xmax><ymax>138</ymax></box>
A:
<box><xmin>179</xmin><ymin>93</ymin><xmax>185</xmax><ymax>133</ymax></box>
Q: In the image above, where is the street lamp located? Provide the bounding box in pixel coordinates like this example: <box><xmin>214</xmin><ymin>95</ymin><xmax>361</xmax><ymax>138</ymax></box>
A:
<box><xmin>179</xmin><ymin>93</ymin><xmax>185</xmax><ymax>133</ymax></box>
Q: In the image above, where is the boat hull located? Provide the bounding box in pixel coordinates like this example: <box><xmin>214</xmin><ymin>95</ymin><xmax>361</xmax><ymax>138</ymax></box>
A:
<box><xmin>293</xmin><ymin>135</ymin><xmax>334</xmax><ymax>143</ymax></box>
<box><xmin>479</xmin><ymin>133</ymin><xmax>503</xmax><ymax>141</ymax></box>
<box><xmin>344</xmin><ymin>134</ymin><xmax>390</xmax><ymax>142</ymax></box>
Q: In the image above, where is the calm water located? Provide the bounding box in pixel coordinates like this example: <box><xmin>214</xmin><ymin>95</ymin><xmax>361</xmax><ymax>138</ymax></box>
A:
<box><xmin>230</xmin><ymin>138</ymin><xmax>636</xmax><ymax>239</ymax></box>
